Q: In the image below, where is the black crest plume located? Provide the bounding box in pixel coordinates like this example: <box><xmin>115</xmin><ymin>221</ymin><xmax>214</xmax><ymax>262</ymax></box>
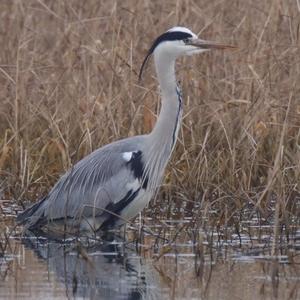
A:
<box><xmin>138</xmin><ymin>31</ymin><xmax>192</xmax><ymax>81</ymax></box>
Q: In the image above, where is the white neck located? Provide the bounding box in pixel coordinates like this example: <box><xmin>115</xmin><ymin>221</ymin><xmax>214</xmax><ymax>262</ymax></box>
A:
<box><xmin>149</xmin><ymin>51</ymin><xmax>182</xmax><ymax>143</ymax></box>
<box><xmin>144</xmin><ymin>50</ymin><xmax>183</xmax><ymax>189</ymax></box>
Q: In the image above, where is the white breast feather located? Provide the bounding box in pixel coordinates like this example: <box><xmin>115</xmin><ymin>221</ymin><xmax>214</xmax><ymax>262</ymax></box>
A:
<box><xmin>122</xmin><ymin>152</ymin><xmax>133</xmax><ymax>161</ymax></box>
<box><xmin>125</xmin><ymin>178</ymin><xmax>140</xmax><ymax>192</ymax></box>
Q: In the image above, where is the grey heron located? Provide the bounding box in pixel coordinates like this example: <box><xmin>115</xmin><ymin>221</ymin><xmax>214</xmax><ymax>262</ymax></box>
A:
<box><xmin>17</xmin><ymin>26</ymin><xmax>234</xmax><ymax>237</ymax></box>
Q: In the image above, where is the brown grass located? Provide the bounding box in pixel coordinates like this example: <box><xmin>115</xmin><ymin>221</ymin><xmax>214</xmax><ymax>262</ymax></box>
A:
<box><xmin>0</xmin><ymin>0</ymin><xmax>299</xmax><ymax>227</ymax></box>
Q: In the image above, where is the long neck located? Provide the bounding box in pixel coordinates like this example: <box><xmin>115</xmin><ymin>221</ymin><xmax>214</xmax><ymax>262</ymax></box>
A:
<box><xmin>144</xmin><ymin>52</ymin><xmax>183</xmax><ymax>189</ymax></box>
<box><xmin>150</xmin><ymin>54</ymin><xmax>182</xmax><ymax>144</ymax></box>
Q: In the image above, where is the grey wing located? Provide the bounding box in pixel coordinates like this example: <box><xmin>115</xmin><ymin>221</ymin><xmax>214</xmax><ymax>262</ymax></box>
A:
<box><xmin>24</xmin><ymin>136</ymin><xmax>146</xmax><ymax>229</ymax></box>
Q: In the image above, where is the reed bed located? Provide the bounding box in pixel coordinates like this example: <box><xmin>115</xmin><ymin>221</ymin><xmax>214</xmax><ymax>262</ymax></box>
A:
<box><xmin>0</xmin><ymin>0</ymin><xmax>299</xmax><ymax>233</ymax></box>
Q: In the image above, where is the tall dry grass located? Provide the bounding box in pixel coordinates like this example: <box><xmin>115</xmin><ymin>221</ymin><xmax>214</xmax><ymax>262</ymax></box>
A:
<box><xmin>0</xmin><ymin>0</ymin><xmax>299</xmax><ymax>227</ymax></box>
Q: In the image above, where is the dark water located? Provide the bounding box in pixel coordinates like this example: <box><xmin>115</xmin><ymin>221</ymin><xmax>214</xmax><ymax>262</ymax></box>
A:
<box><xmin>1</xmin><ymin>204</ymin><xmax>300</xmax><ymax>299</ymax></box>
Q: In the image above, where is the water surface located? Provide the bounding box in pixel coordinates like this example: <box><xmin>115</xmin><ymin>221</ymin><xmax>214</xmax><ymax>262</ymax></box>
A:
<box><xmin>0</xmin><ymin>203</ymin><xmax>299</xmax><ymax>299</ymax></box>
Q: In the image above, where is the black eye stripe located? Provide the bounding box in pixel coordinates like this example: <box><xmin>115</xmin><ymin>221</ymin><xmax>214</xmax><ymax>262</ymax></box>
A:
<box><xmin>149</xmin><ymin>31</ymin><xmax>193</xmax><ymax>54</ymax></box>
<box><xmin>139</xmin><ymin>31</ymin><xmax>193</xmax><ymax>81</ymax></box>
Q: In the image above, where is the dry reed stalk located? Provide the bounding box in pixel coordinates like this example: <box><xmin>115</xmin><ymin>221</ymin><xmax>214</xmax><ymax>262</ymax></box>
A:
<box><xmin>0</xmin><ymin>0</ymin><xmax>299</xmax><ymax>229</ymax></box>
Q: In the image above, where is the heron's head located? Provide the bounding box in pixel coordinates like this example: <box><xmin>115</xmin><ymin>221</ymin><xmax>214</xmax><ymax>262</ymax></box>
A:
<box><xmin>139</xmin><ymin>26</ymin><xmax>235</xmax><ymax>80</ymax></box>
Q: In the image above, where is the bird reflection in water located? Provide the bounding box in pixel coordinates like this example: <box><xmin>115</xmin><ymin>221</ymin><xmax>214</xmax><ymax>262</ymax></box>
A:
<box><xmin>21</xmin><ymin>234</ymin><xmax>161</xmax><ymax>300</ymax></box>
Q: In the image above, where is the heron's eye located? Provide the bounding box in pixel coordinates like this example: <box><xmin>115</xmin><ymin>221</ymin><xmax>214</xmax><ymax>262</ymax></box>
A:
<box><xmin>183</xmin><ymin>38</ymin><xmax>190</xmax><ymax>44</ymax></box>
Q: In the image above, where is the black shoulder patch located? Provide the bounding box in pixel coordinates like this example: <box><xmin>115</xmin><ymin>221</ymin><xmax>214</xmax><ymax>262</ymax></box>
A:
<box><xmin>128</xmin><ymin>151</ymin><xmax>143</xmax><ymax>178</ymax></box>
<box><xmin>127</xmin><ymin>151</ymin><xmax>148</xmax><ymax>189</ymax></box>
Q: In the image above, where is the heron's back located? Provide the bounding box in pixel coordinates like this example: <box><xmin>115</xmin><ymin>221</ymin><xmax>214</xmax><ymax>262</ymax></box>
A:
<box><xmin>17</xmin><ymin>135</ymin><xmax>151</xmax><ymax>233</ymax></box>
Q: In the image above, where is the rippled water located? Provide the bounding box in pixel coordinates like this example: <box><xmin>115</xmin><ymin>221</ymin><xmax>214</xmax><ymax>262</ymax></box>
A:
<box><xmin>1</xmin><ymin>202</ymin><xmax>300</xmax><ymax>300</ymax></box>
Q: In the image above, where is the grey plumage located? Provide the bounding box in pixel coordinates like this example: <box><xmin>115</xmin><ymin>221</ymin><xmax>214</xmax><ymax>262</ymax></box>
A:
<box><xmin>17</xmin><ymin>26</ymin><xmax>235</xmax><ymax>237</ymax></box>
<box><xmin>19</xmin><ymin>136</ymin><xmax>151</xmax><ymax>234</ymax></box>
